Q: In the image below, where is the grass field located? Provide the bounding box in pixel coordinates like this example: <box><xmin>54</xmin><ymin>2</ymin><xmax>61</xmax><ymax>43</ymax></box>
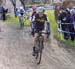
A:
<box><xmin>6</xmin><ymin>12</ymin><xmax>30</xmax><ymax>27</ymax></box>
<box><xmin>6</xmin><ymin>10</ymin><xmax>75</xmax><ymax>46</ymax></box>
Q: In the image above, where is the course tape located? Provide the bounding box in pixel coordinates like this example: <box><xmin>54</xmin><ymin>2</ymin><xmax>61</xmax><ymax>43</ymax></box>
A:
<box><xmin>57</xmin><ymin>23</ymin><xmax>75</xmax><ymax>34</ymax></box>
<box><xmin>58</xmin><ymin>28</ymin><xmax>75</xmax><ymax>34</ymax></box>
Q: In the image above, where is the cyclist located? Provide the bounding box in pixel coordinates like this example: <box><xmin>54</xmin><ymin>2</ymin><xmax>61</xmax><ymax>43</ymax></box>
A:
<box><xmin>16</xmin><ymin>6</ymin><xmax>25</xmax><ymax>28</ymax></box>
<box><xmin>30</xmin><ymin>6</ymin><xmax>37</xmax><ymax>36</ymax></box>
<box><xmin>32</xmin><ymin>8</ymin><xmax>48</xmax><ymax>56</ymax></box>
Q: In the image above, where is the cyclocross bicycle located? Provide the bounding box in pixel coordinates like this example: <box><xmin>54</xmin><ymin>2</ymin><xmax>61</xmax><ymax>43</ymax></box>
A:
<box><xmin>34</xmin><ymin>31</ymin><xmax>44</xmax><ymax>64</ymax></box>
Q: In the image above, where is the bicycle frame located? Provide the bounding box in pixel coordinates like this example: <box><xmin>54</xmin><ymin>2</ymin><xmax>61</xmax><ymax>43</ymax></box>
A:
<box><xmin>35</xmin><ymin>31</ymin><xmax>44</xmax><ymax>64</ymax></box>
<box><xmin>38</xmin><ymin>32</ymin><xmax>44</xmax><ymax>50</ymax></box>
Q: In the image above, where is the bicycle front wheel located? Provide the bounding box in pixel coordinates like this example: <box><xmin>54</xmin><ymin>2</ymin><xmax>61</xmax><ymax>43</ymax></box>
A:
<box><xmin>36</xmin><ymin>50</ymin><xmax>42</xmax><ymax>64</ymax></box>
<box><xmin>35</xmin><ymin>35</ymin><xmax>44</xmax><ymax>64</ymax></box>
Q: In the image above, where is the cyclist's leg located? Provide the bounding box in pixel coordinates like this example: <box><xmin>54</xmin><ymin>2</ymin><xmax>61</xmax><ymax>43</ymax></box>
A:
<box><xmin>33</xmin><ymin>33</ymin><xmax>38</xmax><ymax>48</ymax></box>
<box><xmin>33</xmin><ymin>32</ymin><xmax>38</xmax><ymax>56</ymax></box>
<box><xmin>19</xmin><ymin>16</ymin><xmax>21</xmax><ymax>26</ymax></box>
<box><xmin>42</xmin><ymin>33</ymin><xmax>46</xmax><ymax>42</ymax></box>
<box><xmin>19</xmin><ymin>16</ymin><xmax>24</xmax><ymax>28</ymax></box>
<box><xmin>42</xmin><ymin>29</ymin><xmax>46</xmax><ymax>41</ymax></box>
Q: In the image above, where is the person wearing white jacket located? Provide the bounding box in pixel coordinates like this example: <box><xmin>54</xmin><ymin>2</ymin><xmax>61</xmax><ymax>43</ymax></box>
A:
<box><xmin>30</xmin><ymin>6</ymin><xmax>37</xmax><ymax>36</ymax></box>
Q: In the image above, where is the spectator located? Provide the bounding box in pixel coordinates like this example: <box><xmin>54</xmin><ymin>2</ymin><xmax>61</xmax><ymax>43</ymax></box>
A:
<box><xmin>58</xmin><ymin>8</ymin><xmax>71</xmax><ymax>40</ymax></box>
<box><xmin>70</xmin><ymin>8</ymin><xmax>75</xmax><ymax>41</ymax></box>
<box><xmin>1</xmin><ymin>6</ymin><xmax>8</xmax><ymax>21</ymax></box>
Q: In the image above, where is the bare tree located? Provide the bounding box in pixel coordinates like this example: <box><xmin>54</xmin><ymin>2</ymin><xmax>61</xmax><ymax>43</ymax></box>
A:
<box><xmin>19</xmin><ymin>0</ymin><xmax>26</xmax><ymax>9</ymax></box>
<box><xmin>0</xmin><ymin>0</ymin><xmax>2</xmax><ymax>6</ymax></box>
<box><xmin>10</xmin><ymin>0</ymin><xmax>16</xmax><ymax>16</ymax></box>
<box><xmin>0</xmin><ymin>0</ymin><xmax>6</xmax><ymax>6</ymax></box>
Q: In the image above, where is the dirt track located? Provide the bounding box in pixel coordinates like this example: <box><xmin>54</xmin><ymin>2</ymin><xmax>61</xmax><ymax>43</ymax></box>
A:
<box><xmin>0</xmin><ymin>18</ymin><xmax>75</xmax><ymax>69</ymax></box>
<box><xmin>0</xmin><ymin>0</ymin><xmax>75</xmax><ymax>69</ymax></box>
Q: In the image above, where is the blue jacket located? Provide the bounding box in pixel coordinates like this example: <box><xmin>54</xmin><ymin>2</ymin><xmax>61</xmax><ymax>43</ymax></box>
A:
<box><xmin>70</xmin><ymin>14</ymin><xmax>75</xmax><ymax>29</ymax></box>
<box><xmin>70</xmin><ymin>14</ymin><xmax>75</xmax><ymax>23</ymax></box>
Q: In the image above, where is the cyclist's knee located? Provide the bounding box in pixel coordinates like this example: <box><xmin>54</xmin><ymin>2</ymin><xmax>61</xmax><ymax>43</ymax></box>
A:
<box><xmin>34</xmin><ymin>33</ymin><xmax>38</xmax><ymax>39</ymax></box>
<box><xmin>35</xmin><ymin>33</ymin><xmax>38</xmax><ymax>37</ymax></box>
<box><xmin>42</xmin><ymin>34</ymin><xmax>46</xmax><ymax>40</ymax></box>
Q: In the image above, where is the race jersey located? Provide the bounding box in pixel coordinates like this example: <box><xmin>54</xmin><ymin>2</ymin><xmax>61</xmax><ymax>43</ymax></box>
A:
<box><xmin>16</xmin><ymin>8</ymin><xmax>25</xmax><ymax>17</ymax></box>
<box><xmin>35</xmin><ymin>13</ymin><xmax>47</xmax><ymax>30</ymax></box>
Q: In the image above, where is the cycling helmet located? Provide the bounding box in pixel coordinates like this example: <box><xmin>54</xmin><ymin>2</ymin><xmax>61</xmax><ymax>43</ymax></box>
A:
<box><xmin>38</xmin><ymin>7</ymin><xmax>45</xmax><ymax>13</ymax></box>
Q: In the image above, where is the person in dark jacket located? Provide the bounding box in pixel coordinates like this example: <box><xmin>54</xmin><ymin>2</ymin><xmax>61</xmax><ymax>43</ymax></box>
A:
<box><xmin>70</xmin><ymin>8</ymin><xmax>75</xmax><ymax>41</ymax></box>
<box><xmin>2</xmin><ymin>7</ymin><xmax>8</xmax><ymax>21</ymax></box>
<box><xmin>58</xmin><ymin>8</ymin><xmax>71</xmax><ymax>40</ymax></box>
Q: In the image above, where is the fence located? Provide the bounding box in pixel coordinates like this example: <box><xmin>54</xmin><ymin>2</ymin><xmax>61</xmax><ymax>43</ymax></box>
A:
<box><xmin>57</xmin><ymin>22</ymin><xmax>75</xmax><ymax>40</ymax></box>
